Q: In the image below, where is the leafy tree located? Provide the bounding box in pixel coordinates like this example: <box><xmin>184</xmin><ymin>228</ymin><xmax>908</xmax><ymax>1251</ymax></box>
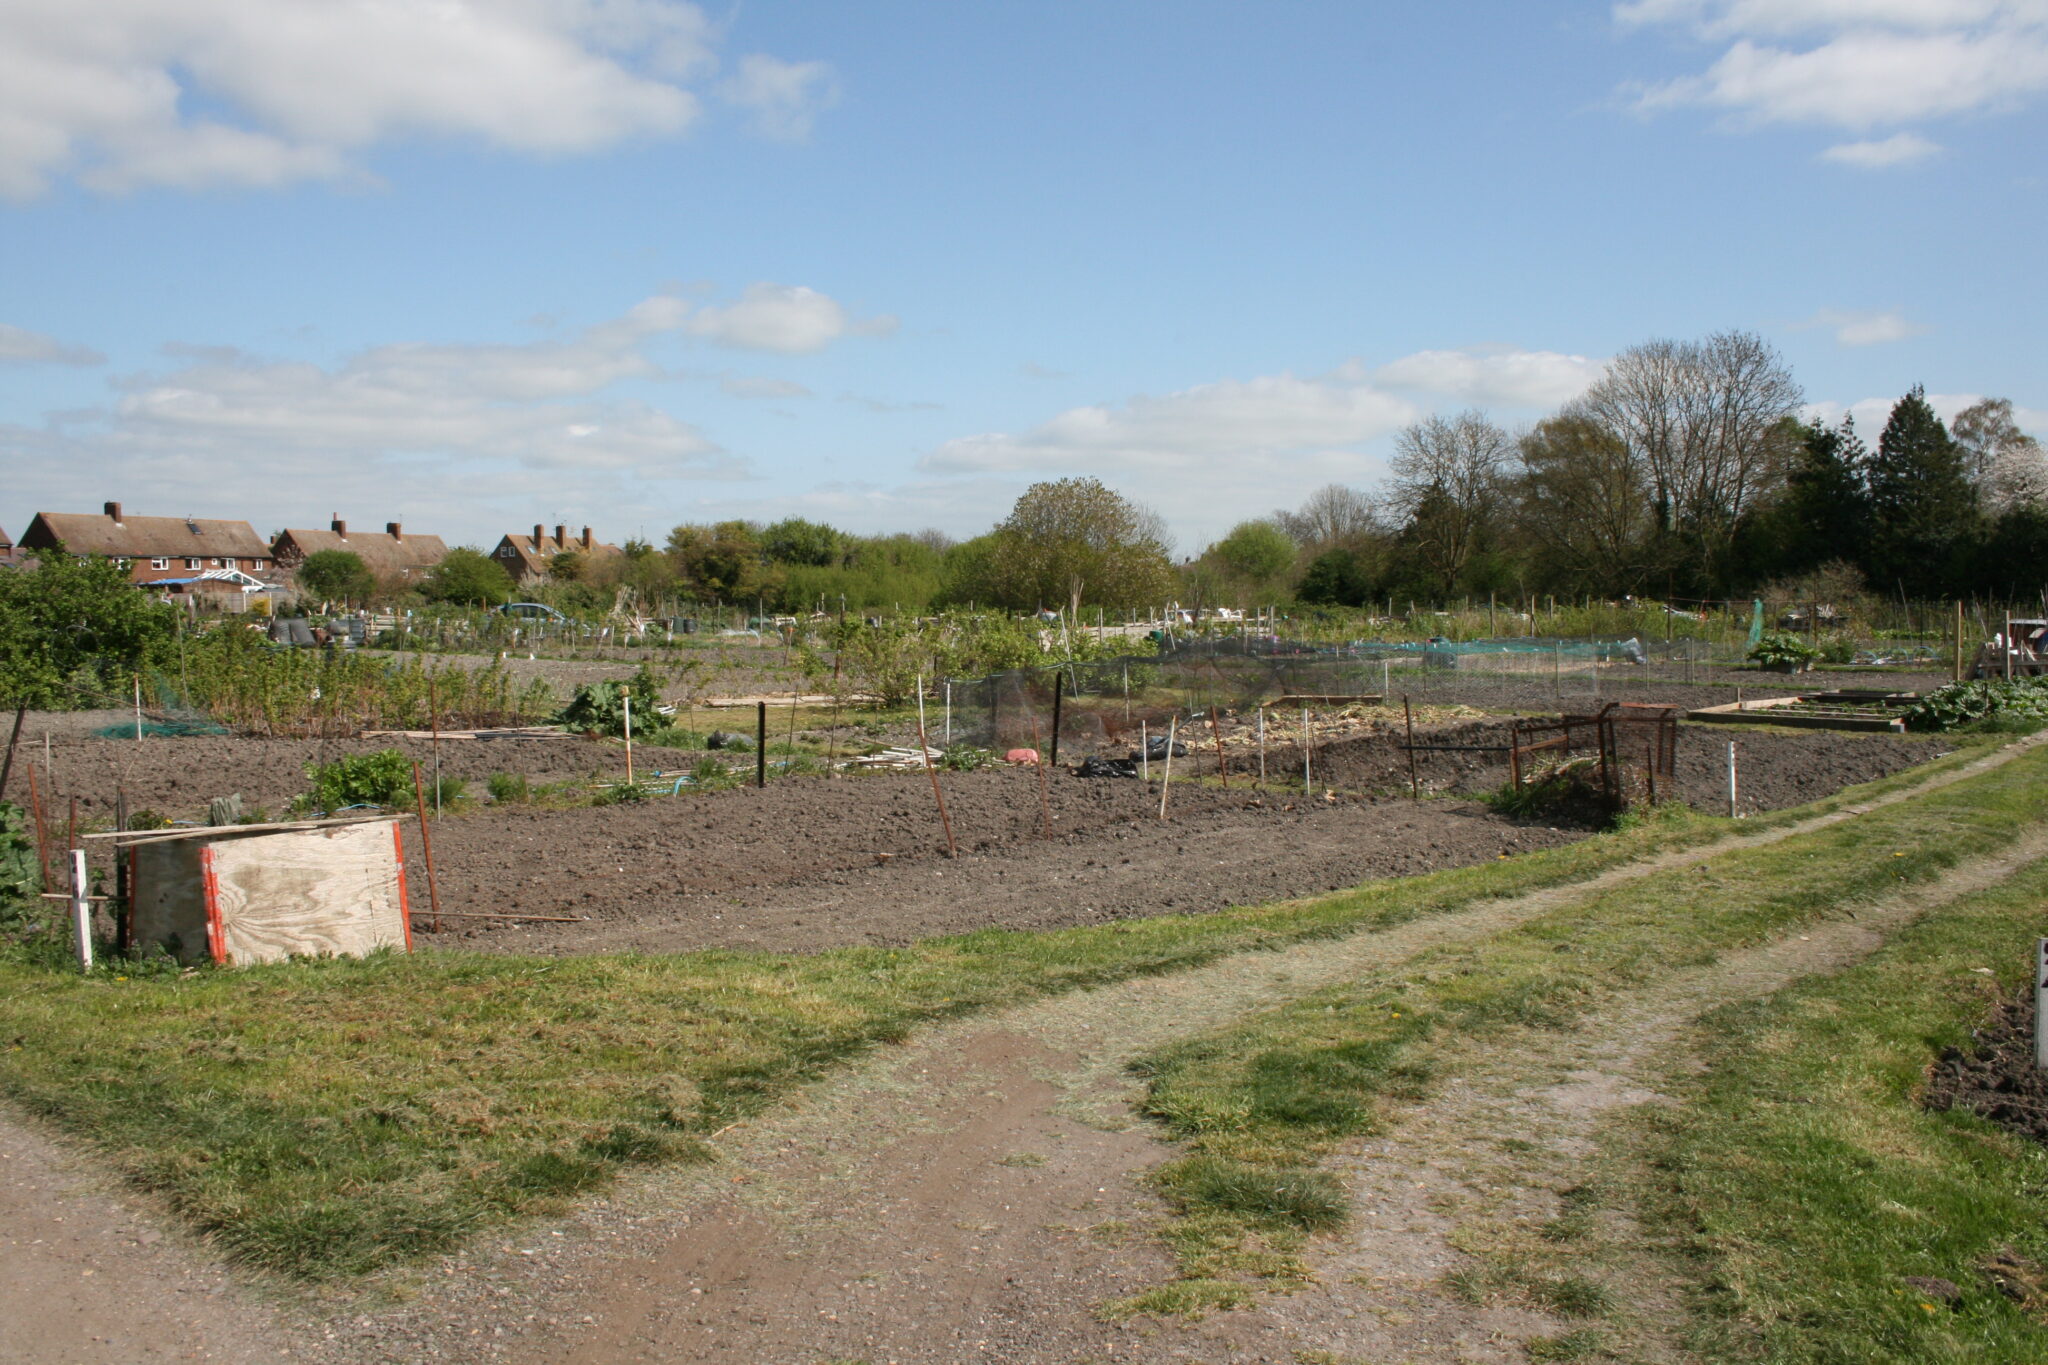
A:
<box><xmin>761</xmin><ymin>517</ymin><xmax>845</xmax><ymax>567</ymax></box>
<box><xmin>987</xmin><ymin>478</ymin><xmax>1176</xmax><ymax>616</ymax></box>
<box><xmin>1866</xmin><ymin>386</ymin><xmax>1978</xmax><ymax>596</ymax></box>
<box><xmin>419</xmin><ymin>548</ymin><xmax>513</xmax><ymax>606</ymax></box>
<box><xmin>548</xmin><ymin>550</ymin><xmax>586</xmax><ymax>582</ymax></box>
<box><xmin>666</xmin><ymin>521</ymin><xmax>767</xmax><ymax>601</ymax></box>
<box><xmin>1296</xmin><ymin>547</ymin><xmax>1372</xmax><ymax>606</ymax></box>
<box><xmin>296</xmin><ymin>549</ymin><xmax>376</xmax><ymax>604</ymax></box>
<box><xmin>0</xmin><ymin>550</ymin><xmax>174</xmax><ymax>709</ymax></box>
<box><xmin>1515</xmin><ymin>413</ymin><xmax>1656</xmax><ymax>595</ymax></box>
<box><xmin>1207</xmin><ymin>520</ymin><xmax>1296</xmax><ymax>585</ymax></box>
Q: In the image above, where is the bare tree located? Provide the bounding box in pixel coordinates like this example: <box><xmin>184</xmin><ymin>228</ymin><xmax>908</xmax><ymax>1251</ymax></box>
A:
<box><xmin>1273</xmin><ymin>483</ymin><xmax>1379</xmax><ymax>549</ymax></box>
<box><xmin>1953</xmin><ymin>397</ymin><xmax>2048</xmax><ymax>512</ymax></box>
<box><xmin>1576</xmin><ymin>330</ymin><xmax>1801</xmax><ymax>586</ymax></box>
<box><xmin>1384</xmin><ymin>411</ymin><xmax>1510</xmax><ymax>593</ymax></box>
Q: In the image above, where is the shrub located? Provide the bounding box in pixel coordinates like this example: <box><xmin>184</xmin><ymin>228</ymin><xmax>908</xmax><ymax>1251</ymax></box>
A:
<box><xmin>1904</xmin><ymin>677</ymin><xmax>2048</xmax><ymax>732</ymax></box>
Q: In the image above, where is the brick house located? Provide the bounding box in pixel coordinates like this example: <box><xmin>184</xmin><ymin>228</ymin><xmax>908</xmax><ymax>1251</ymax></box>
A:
<box><xmin>19</xmin><ymin>503</ymin><xmax>274</xmax><ymax>583</ymax></box>
<box><xmin>271</xmin><ymin>517</ymin><xmax>449</xmax><ymax>584</ymax></box>
<box><xmin>490</xmin><ymin>524</ymin><xmax>618</xmax><ymax>586</ymax></box>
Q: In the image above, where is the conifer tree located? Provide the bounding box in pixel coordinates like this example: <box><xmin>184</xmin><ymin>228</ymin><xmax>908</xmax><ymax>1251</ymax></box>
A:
<box><xmin>1865</xmin><ymin>386</ymin><xmax>1978</xmax><ymax>596</ymax></box>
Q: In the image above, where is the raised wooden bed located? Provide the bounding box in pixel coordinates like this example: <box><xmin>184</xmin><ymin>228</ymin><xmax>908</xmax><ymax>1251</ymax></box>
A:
<box><xmin>1687</xmin><ymin>689</ymin><xmax>1917</xmax><ymax>733</ymax></box>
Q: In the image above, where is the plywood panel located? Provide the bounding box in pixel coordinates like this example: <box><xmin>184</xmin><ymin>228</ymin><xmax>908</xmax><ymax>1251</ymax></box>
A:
<box><xmin>130</xmin><ymin>841</ymin><xmax>212</xmax><ymax>964</ymax></box>
<box><xmin>206</xmin><ymin>821</ymin><xmax>409</xmax><ymax>965</ymax></box>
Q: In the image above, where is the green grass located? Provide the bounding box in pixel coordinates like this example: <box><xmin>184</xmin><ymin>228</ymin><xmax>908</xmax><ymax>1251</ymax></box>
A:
<box><xmin>1125</xmin><ymin>741</ymin><xmax>2048</xmax><ymax>1296</ymax></box>
<box><xmin>0</xmin><ymin>739</ymin><xmax>2012</xmax><ymax>1282</ymax></box>
<box><xmin>1632</xmin><ymin>844</ymin><xmax>2048</xmax><ymax>1362</ymax></box>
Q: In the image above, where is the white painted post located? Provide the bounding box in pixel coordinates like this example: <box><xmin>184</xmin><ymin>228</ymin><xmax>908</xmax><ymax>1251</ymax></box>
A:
<box><xmin>1303</xmin><ymin>706</ymin><xmax>1311</xmax><ymax>796</ymax></box>
<box><xmin>133</xmin><ymin>675</ymin><xmax>143</xmax><ymax>741</ymax></box>
<box><xmin>1141</xmin><ymin>721</ymin><xmax>1149</xmax><ymax>781</ymax></box>
<box><xmin>1727</xmin><ymin>741</ymin><xmax>1738</xmax><ymax>818</ymax></box>
<box><xmin>69</xmin><ymin>848</ymin><xmax>92</xmax><ymax>972</ymax></box>
<box><xmin>1258</xmin><ymin>707</ymin><xmax>1266</xmax><ymax>784</ymax></box>
<box><xmin>944</xmin><ymin>681</ymin><xmax>952</xmax><ymax>746</ymax></box>
<box><xmin>623</xmin><ymin>693</ymin><xmax>634</xmax><ymax>784</ymax></box>
<box><xmin>1158</xmin><ymin>717</ymin><xmax>1177</xmax><ymax>820</ymax></box>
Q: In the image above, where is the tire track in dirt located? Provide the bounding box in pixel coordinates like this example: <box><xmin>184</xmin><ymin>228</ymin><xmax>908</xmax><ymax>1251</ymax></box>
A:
<box><xmin>1173</xmin><ymin>819</ymin><xmax>2048</xmax><ymax>1364</ymax></box>
<box><xmin>308</xmin><ymin>734</ymin><xmax>2048</xmax><ymax>1364</ymax></box>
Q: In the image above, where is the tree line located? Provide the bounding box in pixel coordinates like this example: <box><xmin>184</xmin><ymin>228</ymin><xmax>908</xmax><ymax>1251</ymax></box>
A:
<box><xmin>1195</xmin><ymin>333</ymin><xmax>2047</xmax><ymax>609</ymax></box>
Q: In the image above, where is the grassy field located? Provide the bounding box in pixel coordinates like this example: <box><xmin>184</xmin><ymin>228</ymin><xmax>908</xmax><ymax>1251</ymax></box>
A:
<box><xmin>0</xmin><ymin>735</ymin><xmax>2031</xmax><ymax>1306</ymax></box>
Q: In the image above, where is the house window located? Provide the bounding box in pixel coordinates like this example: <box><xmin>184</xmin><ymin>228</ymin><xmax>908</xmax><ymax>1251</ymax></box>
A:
<box><xmin>186</xmin><ymin>558</ymin><xmax>202</xmax><ymax>570</ymax></box>
<box><xmin>151</xmin><ymin>558</ymin><xmax>171</xmax><ymax>570</ymax></box>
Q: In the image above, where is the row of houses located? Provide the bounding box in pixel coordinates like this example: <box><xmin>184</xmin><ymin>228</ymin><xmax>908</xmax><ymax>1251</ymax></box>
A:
<box><xmin>0</xmin><ymin>502</ymin><xmax>618</xmax><ymax>598</ymax></box>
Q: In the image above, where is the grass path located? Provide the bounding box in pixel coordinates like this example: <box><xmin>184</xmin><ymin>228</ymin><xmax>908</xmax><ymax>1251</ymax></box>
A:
<box><xmin>283</xmin><ymin>734</ymin><xmax>2048</xmax><ymax>1364</ymax></box>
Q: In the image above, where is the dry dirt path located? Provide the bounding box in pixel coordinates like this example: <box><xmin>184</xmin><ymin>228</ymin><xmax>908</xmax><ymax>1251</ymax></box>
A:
<box><xmin>3</xmin><ymin>733</ymin><xmax>2040</xmax><ymax>1365</ymax></box>
<box><xmin>294</xmin><ymin>734</ymin><xmax>2048</xmax><ymax>1364</ymax></box>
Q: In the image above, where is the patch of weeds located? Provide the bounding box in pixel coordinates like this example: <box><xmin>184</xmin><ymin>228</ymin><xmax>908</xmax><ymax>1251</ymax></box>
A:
<box><xmin>1526</xmin><ymin>1274</ymin><xmax>1611</xmax><ymax>1317</ymax></box>
<box><xmin>486</xmin><ymin>771</ymin><xmax>530</xmax><ymax>804</ymax></box>
<box><xmin>1097</xmin><ymin>1277</ymin><xmax>1255</xmax><ymax>1321</ymax></box>
<box><xmin>1087</xmin><ymin>1219</ymin><xmax>1134</xmax><ymax>1246</ymax></box>
<box><xmin>997</xmin><ymin>1151</ymin><xmax>1046</xmax><ymax>1167</ymax></box>
<box><xmin>593</xmin><ymin>781</ymin><xmax>650</xmax><ymax>806</ymax></box>
<box><xmin>1526</xmin><ymin>1327</ymin><xmax>1605</xmax><ymax>1361</ymax></box>
<box><xmin>1153</xmin><ymin>1155</ymin><xmax>1345</xmax><ymax>1232</ymax></box>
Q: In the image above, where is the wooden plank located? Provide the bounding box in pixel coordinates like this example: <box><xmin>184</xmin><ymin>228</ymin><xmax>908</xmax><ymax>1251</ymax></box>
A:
<box><xmin>130</xmin><ymin>840</ymin><xmax>210</xmax><ymax>965</ymax></box>
<box><xmin>84</xmin><ymin>813</ymin><xmax>414</xmax><ymax>843</ymax></box>
<box><xmin>1270</xmin><ymin>694</ymin><xmax>1386</xmax><ymax>708</ymax></box>
<box><xmin>206</xmin><ymin>821</ymin><xmax>408</xmax><ymax>965</ymax></box>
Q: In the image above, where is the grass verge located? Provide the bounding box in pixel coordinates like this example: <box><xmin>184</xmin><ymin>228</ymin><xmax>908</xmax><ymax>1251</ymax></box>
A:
<box><xmin>1122</xmin><ymin>740</ymin><xmax>2048</xmax><ymax>1308</ymax></box>
<box><xmin>1628</xmin><ymin>842</ymin><xmax>2048</xmax><ymax>1361</ymax></box>
<box><xmin>0</xmin><ymin>739</ymin><xmax>2008</xmax><ymax>1281</ymax></box>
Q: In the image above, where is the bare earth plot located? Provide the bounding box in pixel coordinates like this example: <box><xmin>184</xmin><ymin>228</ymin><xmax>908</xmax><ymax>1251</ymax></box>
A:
<box><xmin>2</xmin><ymin>731</ymin><xmax>2033</xmax><ymax>1364</ymax></box>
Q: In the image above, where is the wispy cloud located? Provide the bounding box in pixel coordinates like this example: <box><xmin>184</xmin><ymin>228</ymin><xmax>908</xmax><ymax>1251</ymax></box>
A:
<box><xmin>1796</xmin><ymin>307</ymin><xmax>1928</xmax><ymax>346</ymax></box>
<box><xmin>1820</xmin><ymin>131</ymin><xmax>1942</xmax><ymax>166</ymax></box>
<box><xmin>0</xmin><ymin>322</ymin><xmax>105</xmax><ymax>366</ymax></box>
<box><xmin>719</xmin><ymin>54</ymin><xmax>840</xmax><ymax>141</ymax></box>
<box><xmin>687</xmin><ymin>283</ymin><xmax>897</xmax><ymax>354</ymax></box>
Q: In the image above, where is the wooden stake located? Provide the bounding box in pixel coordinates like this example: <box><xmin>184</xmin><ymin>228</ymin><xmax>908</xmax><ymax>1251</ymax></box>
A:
<box><xmin>133</xmin><ymin>674</ymin><xmax>143</xmax><ymax>741</ymax></box>
<box><xmin>1403</xmin><ymin>696</ymin><xmax>1418</xmax><ymax>800</ymax></box>
<box><xmin>411</xmin><ymin>763</ymin><xmax>443</xmax><ymax>933</ymax></box>
<box><xmin>914</xmin><ymin>701</ymin><xmax>958</xmax><ymax>859</ymax></box>
<box><xmin>623</xmin><ymin>693</ymin><xmax>634</xmax><ymax>785</ymax></box>
<box><xmin>1207</xmin><ymin>704</ymin><xmax>1229</xmax><ymax>788</ymax></box>
<box><xmin>28</xmin><ymin>763</ymin><xmax>51</xmax><ymax>893</ymax></box>
<box><xmin>1158</xmin><ymin>717</ymin><xmax>1178</xmax><ymax>820</ymax></box>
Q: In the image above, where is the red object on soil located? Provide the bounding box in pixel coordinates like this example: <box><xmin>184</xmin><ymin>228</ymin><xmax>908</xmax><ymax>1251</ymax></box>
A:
<box><xmin>1005</xmin><ymin>748</ymin><xmax>1040</xmax><ymax>765</ymax></box>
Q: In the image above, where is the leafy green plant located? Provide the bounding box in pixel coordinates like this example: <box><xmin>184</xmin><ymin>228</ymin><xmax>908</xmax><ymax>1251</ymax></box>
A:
<box><xmin>1748</xmin><ymin>631</ymin><xmax>1820</xmax><ymax>670</ymax></box>
<box><xmin>0</xmin><ymin>803</ymin><xmax>40</xmax><ymax>933</ymax></box>
<box><xmin>301</xmin><ymin>749</ymin><xmax>415</xmax><ymax>812</ymax></box>
<box><xmin>1904</xmin><ymin>676</ymin><xmax>2048</xmax><ymax>732</ymax></box>
<box><xmin>593</xmin><ymin>780</ymin><xmax>649</xmax><ymax>805</ymax></box>
<box><xmin>939</xmin><ymin>746</ymin><xmax>993</xmax><ymax>772</ymax></box>
<box><xmin>553</xmin><ymin>663</ymin><xmax>673</xmax><ymax>738</ymax></box>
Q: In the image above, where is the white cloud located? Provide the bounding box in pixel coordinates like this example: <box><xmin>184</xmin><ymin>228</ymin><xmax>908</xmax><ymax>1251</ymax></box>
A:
<box><xmin>1803</xmin><ymin>391</ymin><xmax>2047</xmax><ymax>433</ymax></box>
<box><xmin>19</xmin><ymin>296</ymin><xmax>737</xmax><ymax>489</ymax></box>
<box><xmin>719</xmin><ymin>375</ymin><xmax>812</xmax><ymax>399</ymax></box>
<box><xmin>0</xmin><ymin>322</ymin><xmax>105</xmax><ymax>366</ymax></box>
<box><xmin>1797</xmin><ymin>307</ymin><xmax>1928</xmax><ymax>345</ymax></box>
<box><xmin>1621</xmin><ymin>1</ymin><xmax>2048</xmax><ymax>145</ymax></box>
<box><xmin>0</xmin><ymin>1</ymin><xmax>830</xmax><ymax>198</ymax></box>
<box><xmin>719</xmin><ymin>54</ymin><xmax>840</xmax><ymax>140</ymax></box>
<box><xmin>1820</xmin><ymin>131</ymin><xmax>1943</xmax><ymax>165</ymax></box>
<box><xmin>686</xmin><ymin>283</ymin><xmax>896</xmax><ymax>354</ymax></box>
<box><xmin>1366</xmin><ymin>346</ymin><xmax>1608</xmax><ymax>408</ymax></box>
<box><xmin>923</xmin><ymin>372</ymin><xmax>1418</xmax><ymax>478</ymax></box>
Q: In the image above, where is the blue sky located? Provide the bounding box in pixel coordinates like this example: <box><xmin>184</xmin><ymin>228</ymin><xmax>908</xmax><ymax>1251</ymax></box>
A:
<box><xmin>2</xmin><ymin>1</ymin><xmax>2043</xmax><ymax>554</ymax></box>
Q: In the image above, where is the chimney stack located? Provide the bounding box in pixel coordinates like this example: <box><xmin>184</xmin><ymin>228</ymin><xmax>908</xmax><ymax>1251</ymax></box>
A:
<box><xmin>104</xmin><ymin>501</ymin><xmax>122</xmax><ymax>522</ymax></box>
<box><xmin>533</xmin><ymin>523</ymin><xmax>545</xmax><ymax>548</ymax></box>
<box><xmin>581</xmin><ymin>526</ymin><xmax>592</xmax><ymax>550</ymax></box>
<box><xmin>554</xmin><ymin>525</ymin><xmax>567</xmax><ymax>548</ymax></box>
<box><xmin>331</xmin><ymin>516</ymin><xmax>347</xmax><ymax>536</ymax></box>
<box><xmin>386</xmin><ymin>522</ymin><xmax>402</xmax><ymax>539</ymax></box>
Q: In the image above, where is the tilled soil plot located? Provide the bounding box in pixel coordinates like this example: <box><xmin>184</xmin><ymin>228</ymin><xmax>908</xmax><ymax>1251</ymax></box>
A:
<box><xmin>16</xmin><ymin>725</ymin><xmax>637</xmax><ymax>821</ymax></box>
<box><xmin>1190</xmin><ymin>719</ymin><xmax>1945</xmax><ymax>813</ymax></box>
<box><xmin>413</xmin><ymin>771</ymin><xmax>1577</xmax><ymax>955</ymax></box>
<box><xmin>1925</xmin><ymin>991</ymin><xmax>2048</xmax><ymax>1146</ymax></box>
